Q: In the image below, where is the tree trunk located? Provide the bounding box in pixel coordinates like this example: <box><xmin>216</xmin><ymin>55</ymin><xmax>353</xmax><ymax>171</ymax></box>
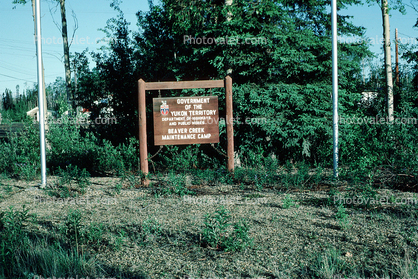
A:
<box><xmin>381</xmin><ymin>0</ymin><xmax>394</xmax><ymax>121</ymax></box>
<box><xmin>59</xmin><ymin>0</ymin><xmax>72</xmax><ymax>110</ymax></box>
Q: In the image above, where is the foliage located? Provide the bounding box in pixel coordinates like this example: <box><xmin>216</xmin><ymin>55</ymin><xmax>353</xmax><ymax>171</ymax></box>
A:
<box><xmin>313</xmin><ymin>247</ymin><xmax>352</xmax><ymax>279</ymax></box>
<box><xmin>84</xmin><ymin>222</ymin><xmax>105</xmax><ymax>248</ymax></box>
<box><xmin>47</xmin><ymin>119</ymin><xmax>139</xmax><ymax>175</ymax></box>
<box><xmin>48</xmin><ymin>164</ymin><xmax>90</xmax><ymax>198</ymax></box>
<box><xmin>60</xmin><ymin>210</ymin><xmax>106</xmax><ymax>252</ymax></box>
<box><xmin>0</xmin><ymin>206</ymin><xmax>121</xmax><ymax>278</ymax></box>
<box><xmin>61</xmin><ymin>209</ymin><xmax>85</xmax><ymax>251</ymax></box>
<box><xmin>138</xmin><ymin>218</ymin><xmax>163</xmax><ymax>245</ymax></box>
<box><xmin>153</xmin><ymin>171</ymin><xmax>195</xmax><ymax>197</ymax></box>
<box><xmin>338</xmin><ymin>82</ymin><xmax>418</xmax><ymax>190</ymax></box>
<box><xmin>282</xmin><ymin>194</ymin><xmax>298</xmax><ymax>209</ymax></box>
<box><xmin>67</xmin><ymin>0</ymin><xmax>371</xmax><ymax>166</ymax></box>
<box><xmin>335</xmin><ymin>204</ymin><xmax>351</xmax><ymax>230</ymax></box>
<box><xmin>201</xmin><ymin>206</ymin><xmax>253</xmax><ymax>252</ymax></box>
<box><xmin>0</xmin><ymin>206</ymin><xmax>30</xmax><ymax>277</ymax></box>
<box><xmin>111</xmin><ymin>228</ymin><xmax>127</xmax><ymax>251</ymax></box>
<box><xmin>0</xmin><ymin>121</ymin><xmax>40</xmax><ymax>179</ymax></box>
<box><xmin>2</xmin><ymin>0</ymin><xmax>417</xmax><ymax>193</ymax></box>
<box><xmin>73</xmin><ymin>4</ymin><xmax>138</xmax><ymax>146</ymax></box>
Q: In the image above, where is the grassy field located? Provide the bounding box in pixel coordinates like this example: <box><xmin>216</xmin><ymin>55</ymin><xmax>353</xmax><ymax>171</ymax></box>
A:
<box><xmin>0</xmin><ymin>173</ymin><xmax>417</xmax><ymax>279</ymax></box>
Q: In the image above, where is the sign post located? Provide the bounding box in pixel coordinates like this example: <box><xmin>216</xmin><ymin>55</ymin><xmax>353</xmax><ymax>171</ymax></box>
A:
<box><xmin>225</xmin><ymin>76</ymin><xmax>234</xmax><ymax>172</ymax></box>
<box><xmin>138</xmin><ymin>77</ymin><xmax>234</xmax><ymax>185</ymax></box>
<box><xmin>138</xmin><ymin>79</ymin><xmax>148</xmax><ymax>185</ymax></box>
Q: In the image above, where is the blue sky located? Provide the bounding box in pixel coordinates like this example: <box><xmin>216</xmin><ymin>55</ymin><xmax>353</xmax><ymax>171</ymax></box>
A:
<box><xmin>1</xmin><ymin>0</ymin><xmax>418</xmax><ymax>97</ymax></box>
<box><xmin>0</xmin><ymin>0</ymin><xmax>148</xmax><ymax>97</ymax></box>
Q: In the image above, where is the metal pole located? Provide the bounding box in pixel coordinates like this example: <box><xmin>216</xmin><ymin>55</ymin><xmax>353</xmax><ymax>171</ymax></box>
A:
<box><xmin>331</xmin><ymin>0</ymin><xmax>338</xmax><ymax>178</ymax></box>
<box><xmin>35</xmin><ymin>0</ymin><xmax>47</xmax><ymax>187</ymax></box>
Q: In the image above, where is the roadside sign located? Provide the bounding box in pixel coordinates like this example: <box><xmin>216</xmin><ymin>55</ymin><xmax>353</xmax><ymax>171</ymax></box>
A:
<box><xmin>153</xmin><ymin>96</ymin><xmax>219</xmax><ymax>145</ymax></box>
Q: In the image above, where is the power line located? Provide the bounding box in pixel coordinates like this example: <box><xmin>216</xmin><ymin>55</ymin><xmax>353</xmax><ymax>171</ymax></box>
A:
<box><xmin>0</xmin><ymin>73</ymin><xmax>36</xmax><ymax>83</ymax></box>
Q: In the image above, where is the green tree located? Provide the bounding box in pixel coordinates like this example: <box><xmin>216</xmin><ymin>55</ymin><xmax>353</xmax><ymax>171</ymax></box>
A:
<box><xmin>2</xmin><ymin>89</ymin><xmax>14</xmax><ymax>111</ymax></box>
<box><xmin>75</xmin><ymin>0</ymin><xmax>372</xmax><ymax>165</ymax></box>
<box><xmin>133</xmin><ymin>0</ymin><xmax>371</xmax><ymax>163</ymax></box>
<box><xmin>75</xmin><ymin>3</ymin><xmax>137</xmax><ymax>144</ymax></box>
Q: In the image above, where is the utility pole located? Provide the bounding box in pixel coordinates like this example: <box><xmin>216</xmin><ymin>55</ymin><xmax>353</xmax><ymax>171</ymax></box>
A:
<box><xmin>331</xmin><ymin>0</ymin><xmax>338</xmax><ymax>178</ymax></box>
<box><xmin>382</xmin><ymin>0</ymin><xmax>394</xmax><ymax>122</ymax></box>
<box><xmin>395</xmin><ymin>28</ymin><xmax>399</xmax><ymax>86</ymax></box>
<box><xmin>35</xmin><ymin>0</ymin><xmax>47</xmax><ymax>188</ymax></box>
<box><xmin>31</xmin><ymin>0</ymin><xmax>47</xmax><ymax>121</ymax></box>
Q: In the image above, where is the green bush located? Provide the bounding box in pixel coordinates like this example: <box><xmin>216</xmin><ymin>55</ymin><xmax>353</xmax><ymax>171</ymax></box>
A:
<box><xmin>0</xmin><ymin>207</ymin><xmax>112</xmax><ymax>278</ymax></box>
<box><xmin>201</xmin><ymin>206</ymin><xmax>253</xmax><ymax>252</ymax></box>
<box><xmin>0</xmin><ymin>206</ymin><xmax>31</xmax><ymax>277</ymax></box>
<box><xmin>60</xmin><ymin>209</ymin><xmax>85</xmax><ymax>253</ymax></box>
<box><xmin>48</xmin><ymin>164</ymin><xmax>91</xmax><ymax>198</ymax></box>
<box><xmin>138</xmin><ymin>218</ymin><xmax>163</xmax><ymax>245</ymax></box>
<box><xmin>0</xmin><ymin>122</ymin><xmax>40</xmax><ymax>179</ymax></box>
<box><xmin>46</xmin><ymin>119</ymin><xmax>100</xmax><ymax>173</ymax></box>
<box><xmin>47</xmin><ymin>119</ymin><xmax>139</xmax><ymax>175</ymax></box>
<box><xmin>153</xmin><ymin>171</ymin><xmax>195</xmax><ymax>197</ymax></box>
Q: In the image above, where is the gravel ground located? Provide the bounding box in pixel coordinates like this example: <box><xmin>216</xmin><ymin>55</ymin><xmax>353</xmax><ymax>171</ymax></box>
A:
<box><xmin>1</xmin><ymin>176</ymin><xmax>418</xmax><ymax>278</ymax></box>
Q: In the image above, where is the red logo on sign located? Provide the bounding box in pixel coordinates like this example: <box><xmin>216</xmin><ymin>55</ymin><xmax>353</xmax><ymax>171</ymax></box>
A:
<box><xmin>160</xmin><ymin>101</ymin><xmax>169</xmax><ymax>116</ymax></box>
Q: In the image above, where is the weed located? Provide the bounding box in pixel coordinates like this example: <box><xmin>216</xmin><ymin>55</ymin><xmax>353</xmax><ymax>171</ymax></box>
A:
<box><xmin>85</xmin><ymin>222</ymin><xmax>105</xmax><ymax>248</ymax></box>
<box><xmin>114</xmin><ymin>182</ymin><xmax>123</xmax><ymax>194</ymax></box>
<box><xmin>396</xmin><ymin>249</ymin><xmax>418</xmax><ymax>278</ymax></box>
<box><xmin>48</xmin><ymin>164</ymin><xmax>90</xmax><ymax>198</ymax></box>
<box><xmin>313</xmin><ymin>165</ymin><xmax>324</xmax><ymax>186</ymax></box>
<box><xmin>280</xmin><ymin>161</ymin><xmax>310</xmax><ymax>189</ymax></box>
<box><xmin>282</xmin><ymin>194</ymin><xmax>298</xmax><ymax>209</ymax></box>
<box><xmin>139</xmin><ymin>218</ymin><xmax>163</xmax><ymax>245</ymax></box>
<box><xmin>4</xmin><ymin>184</ymin><xmax>12</xmax><ymax>194</ymax></box>
<box><xmin>215</xmin><ymin>167</ymin><xmax>234</xmax><ymax>185</ymax></box>
<box><xmin>346</xmin><ymin>183</ymin><xmax>378</xmax><ymax>208</ymax></box>
<box><xmin>314</xmin><ymin>247</ymin><xmax>352</xmax><ymax>278</ymax></box>
<box><xmin>327</xmin><ymin>188</ymin><xmax>342</xmax><ymax>206</ymax></box>
<box><xmin>112</xmin><ymin>228</ymin><xmax>126</xmax><ymax>251</ymax></box>
<box><xmin>15</xmin><ymin>161</ymin><xmax>38</xmax><ymax>180</ymax></box>
<box><xmin>168</xmin><ymin>172</ymin><xmax>191</xmax><ymax>196</ymax></box>
<box><xmin>224</xmin><ymin>220</ymin><xmax>253</xmax><ymax>252</ymax></box>
<box><xmin>201</xmin><ymin>206</ymin><xmax>253</xmax><ymax>252</ymax></box>
<box><xmin>122</xmin><ymin>173</ymin><xmax>141</xmax><ymax>189</ymax></box>
<box><xmin>191</xmin><ymin>168</ymin><xmax>217</xmax><ymax>186</ymax></box>
<box><xmin>0</xmin><ymin>205</ymin><xmax>31</xmax><ymax>277</ymax></box>
<box><xmin>335</xmin><ymin>204</ymin><xmax>351</xmax><ymax>230</ymax></box>
<box><xmin>61</xmin><ymin>209</ymin><xmax>84</xmax><ymax>253</ymax></box>
<box><xmin>154</xmin><ymin>171</ymin><xmax>195</xmax><ymax>197</ymax></box>
<box><xmin>244</xmin><ymin>193</ymin><xmax>264</xmax><ymax>200</ymax></box>
<box><xmin>254</xmin><ymin>174</ymin><xmax>267</xmax><ymax>191</ymax></box>
<box><xmin>202</xmin><ymin>206</ymin><xmax>230</xmax><ymax>250</ymax></box>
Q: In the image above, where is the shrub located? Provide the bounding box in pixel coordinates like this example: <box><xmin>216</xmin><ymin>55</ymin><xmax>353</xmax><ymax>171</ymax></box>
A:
<box><xmin>47</xmin><ymin>119</ymin><xmax>139</xmax><ymax>175</ymax></box>
<box><xmin>0</xmin><ymin>122</ymin><xmax>40</xmax><ymax>179</ymax></box>
<box><xmin>0</xmin><ymin>206</ymin><xmax>32</xmax><ymax>277</ymax></box>
<box><xmin>201</xmin><ymin>206</ymin><xmax>253</xmax><ymax>252</ymax></box>
<box><xmin>48</xmin><ymin>164</ymin><xmax>91</xmax><ymax>198</ymax></box>
<box><xmin>153</xmin><ymin>171</ymin><xmax>195</xmax><ymax>197</ymax></box>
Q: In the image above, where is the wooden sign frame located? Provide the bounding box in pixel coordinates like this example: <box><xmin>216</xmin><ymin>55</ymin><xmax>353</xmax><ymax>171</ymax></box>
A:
<box><xmin>138</xmin><ymin>76</ymin><xmax>234</xmax><ymax>184</ymax></box>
